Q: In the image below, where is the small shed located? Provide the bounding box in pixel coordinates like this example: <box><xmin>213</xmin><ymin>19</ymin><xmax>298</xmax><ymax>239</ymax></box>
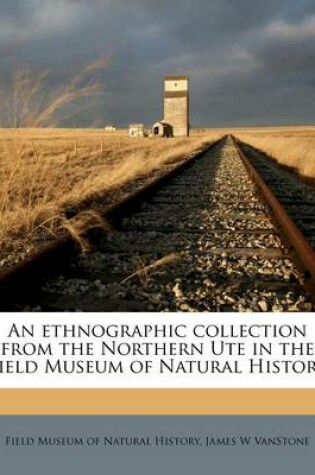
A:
<box><xmin>104</xmin><ymin>126</ymin><xmax>116</xmax><ymax>132</ymax></box>
<box><xmin>128</xmin><ymin>123</ymin><xmax>145</xmax><ymax>138</ymax></box>
<box><xmin>152</xmin><ymin>121</ymin><xmax>173</xmax><ymax>138</ymax></box>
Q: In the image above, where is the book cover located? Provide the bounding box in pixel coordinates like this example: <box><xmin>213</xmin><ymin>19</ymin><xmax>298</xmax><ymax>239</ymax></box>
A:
<box><xmin>0</xmin><ymin>1</ymin><xmax>314</xmax><ymax>473</ymax></box>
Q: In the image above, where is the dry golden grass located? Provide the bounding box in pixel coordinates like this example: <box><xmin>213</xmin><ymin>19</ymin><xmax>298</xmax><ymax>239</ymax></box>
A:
<box><xmin>0</xmin><ymin>128</ymin><xmax>220</xmax><ymax>259</ymax></box>
<box><xmin>120</xmin><ymin>252</ymin><xmax>180</xmax><ymax>286</ymax></box>
<box><xmin>225</xmin><ymin>126</ymin><xmax>315</xmax><ymax>180</ymax></box>
<box><xmin>1</xmin><ymin>61</ymin><xmax>106</xmax><ymax>128</ymax></box>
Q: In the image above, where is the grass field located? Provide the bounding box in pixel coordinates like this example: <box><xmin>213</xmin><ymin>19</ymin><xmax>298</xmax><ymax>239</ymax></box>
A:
<box><xmin>193</xmin><ymin>125</ymin><xmax>315</xmax><ymax>180</ymax></box>
<box><xmin>1</xmin><ymin>125</ymin><xmax>314</xmax><ymax>264</ymax></box>
<box><xmin>226</xmin><ymin>126</ymin><xmax>315</xmax><ymax>180</ymax></box>
<box><xmin>0</xmin><ymin>128</ymin><xmax>220</xmax><ymax>262</ymax></box>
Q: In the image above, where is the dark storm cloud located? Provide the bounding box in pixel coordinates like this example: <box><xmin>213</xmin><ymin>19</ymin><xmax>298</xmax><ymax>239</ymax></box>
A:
<box><xmin>0</xmin><ymin>0</ymin><xmax>314</xmax><ymax>126</ymax></box>
<box><xmin>249</xmin><ymin>16</ymin><xmax>315</xmax><ymax>74</ymax></box>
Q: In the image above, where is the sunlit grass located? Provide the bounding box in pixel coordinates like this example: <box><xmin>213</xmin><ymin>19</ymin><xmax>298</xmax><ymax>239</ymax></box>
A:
<box><xmin>0</xmin><ymin>129</ymin><xmax>220</xmax><ymax>259</ymax></box>
<box><xmin>230</xmin><ymin>126</ymin><xmax>315</xmax><ymax>179</ymax></box>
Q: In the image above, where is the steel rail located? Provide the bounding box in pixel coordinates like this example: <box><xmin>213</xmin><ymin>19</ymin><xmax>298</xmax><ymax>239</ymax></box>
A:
<box><xmin>232</xmin><ymin>135</ymin><xmax>315</xmax><ymax>300</ymax></box>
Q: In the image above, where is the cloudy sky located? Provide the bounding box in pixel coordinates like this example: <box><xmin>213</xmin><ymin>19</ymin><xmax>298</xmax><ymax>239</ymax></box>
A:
<box><xmin>0</xmin><ymin>0</ymin><xmax>315</xmax><ymax>127</ymax></box>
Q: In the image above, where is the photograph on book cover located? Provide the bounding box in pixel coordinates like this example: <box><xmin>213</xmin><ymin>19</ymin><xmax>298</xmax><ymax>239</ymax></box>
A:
<box><xmin>0</xmin><ymin>0</ymin><xmax>315</xmax><ymax>472</ymax></box>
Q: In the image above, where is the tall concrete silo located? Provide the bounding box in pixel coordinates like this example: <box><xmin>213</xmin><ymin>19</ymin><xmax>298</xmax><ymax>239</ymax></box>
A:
<box><xmin>164</xmin><ymin>76</ymin><xmax>189</xmax><ymax>137</ymax></box>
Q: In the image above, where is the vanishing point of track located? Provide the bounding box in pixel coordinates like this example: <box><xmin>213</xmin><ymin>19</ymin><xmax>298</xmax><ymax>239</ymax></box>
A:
<box><xmin>1</xmin><ymin>135</ymin><xmax>315</xmax><ymax>312</ymax></box>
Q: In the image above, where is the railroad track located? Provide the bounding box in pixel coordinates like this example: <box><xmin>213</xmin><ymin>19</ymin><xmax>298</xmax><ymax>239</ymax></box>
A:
<box><xmin>1</xmin><ymin>135</ymin><xmax>315</xmax><ymax>312</ymax></box>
